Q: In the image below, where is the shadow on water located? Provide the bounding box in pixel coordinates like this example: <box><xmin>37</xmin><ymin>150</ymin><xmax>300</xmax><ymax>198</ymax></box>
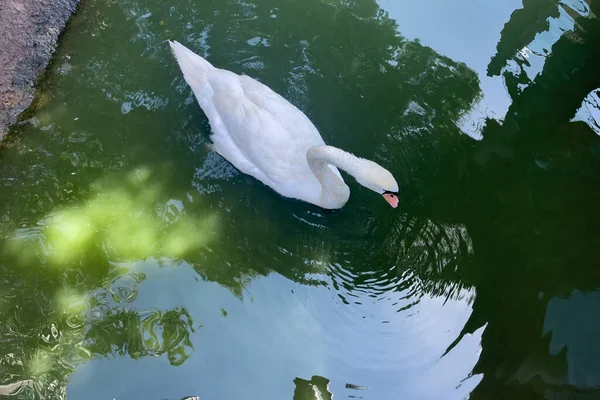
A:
<box><xmin>0</xmin><ymin>0</ymin><xmax>600</xmax><ymax>398</ymax></box>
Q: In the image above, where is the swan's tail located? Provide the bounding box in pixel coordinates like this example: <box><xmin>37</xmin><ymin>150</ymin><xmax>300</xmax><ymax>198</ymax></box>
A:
<box><xmin>168</xmin><ymin>40</ymin><xmax>214</xmax><ymax>101</ymax></box>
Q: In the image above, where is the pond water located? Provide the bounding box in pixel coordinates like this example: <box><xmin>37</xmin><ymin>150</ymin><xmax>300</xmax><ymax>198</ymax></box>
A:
<box><xmin>1</xmin><ymin>0</ymin><xmax>600</xmax><ymax>399</ymax></box>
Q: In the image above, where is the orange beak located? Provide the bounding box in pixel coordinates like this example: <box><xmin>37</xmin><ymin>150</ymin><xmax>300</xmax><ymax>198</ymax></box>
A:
<box><xmin>382</xmin><ymin>193</ymin><xmax>399</xmax><ymax>208</ymax></box>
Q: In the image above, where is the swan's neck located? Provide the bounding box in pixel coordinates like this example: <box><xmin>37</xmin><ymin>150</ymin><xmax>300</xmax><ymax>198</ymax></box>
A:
<box><xmin>307</xmin><ymin>145</ymin><xmax>363</xmax><ymax>209</ymax></box>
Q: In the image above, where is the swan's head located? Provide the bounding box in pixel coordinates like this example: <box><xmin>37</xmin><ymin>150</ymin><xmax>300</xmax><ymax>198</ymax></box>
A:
<box><xmin>355</xmin><ymin>159</ymin><xmax>399</xmax><ymax>208</ymax></box>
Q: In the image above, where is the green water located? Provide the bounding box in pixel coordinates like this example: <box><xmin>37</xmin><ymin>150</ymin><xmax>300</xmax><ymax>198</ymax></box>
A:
<box><xmin>1</xmin><ymin>0</ymin><xmax>600</xmax><ymax>398</ymax></box>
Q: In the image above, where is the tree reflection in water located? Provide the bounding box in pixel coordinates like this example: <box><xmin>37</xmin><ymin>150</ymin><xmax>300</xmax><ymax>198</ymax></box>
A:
<box><xmin>444</xmin><ymin>0</ymin><xmax>600</xmax><ymax>398</ymax></box>
<box><xmin>292</xmin><ymin>375</ymin><xmax>334</xmax><ymax>400</ymax></box>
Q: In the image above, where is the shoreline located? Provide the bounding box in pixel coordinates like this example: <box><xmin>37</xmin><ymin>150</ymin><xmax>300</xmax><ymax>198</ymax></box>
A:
<box><xmin>0</xmin><ymin>0</ymin><xmax>80</xmax><ymax>140</ymax></box>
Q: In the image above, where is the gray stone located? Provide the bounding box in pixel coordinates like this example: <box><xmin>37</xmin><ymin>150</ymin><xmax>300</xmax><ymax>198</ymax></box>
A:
<box><xmin>0</xmin><ymin>0</ymin><xmax>79</xmax><ymax>139</ymax></box>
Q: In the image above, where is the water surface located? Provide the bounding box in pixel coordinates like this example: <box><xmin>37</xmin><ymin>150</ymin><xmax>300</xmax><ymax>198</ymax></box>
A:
<box><xmin>1</xmin><ymin>0</ymin><xmax>600</xmax><ymax>399</ymax></box>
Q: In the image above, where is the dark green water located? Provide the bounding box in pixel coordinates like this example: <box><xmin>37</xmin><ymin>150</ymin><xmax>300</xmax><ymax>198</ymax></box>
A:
<box><xmin>1</xmin><ymin>0</ymin><xmax>600</xmax><ymax>398</ymax></box>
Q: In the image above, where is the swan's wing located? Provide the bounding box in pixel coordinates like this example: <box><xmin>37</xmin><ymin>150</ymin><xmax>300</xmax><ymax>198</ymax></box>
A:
<box><xmin>211</xmin><ymin>89</ymin><xmax>312</xmax><ymax>186</ymax></box>
<box><xmin>238</xmin><ymin>75</ymin><xmax>321</xmax><ymax>142</ymax></box>
<box><xmin>236</xmin><ymin>76</ymin><xmax>345</xmax><ymax>183</ymax></box>
<box><xmin>206</xmin><ymin>73</ymin><xmax>324</xmax><ymax>183</ymax></box>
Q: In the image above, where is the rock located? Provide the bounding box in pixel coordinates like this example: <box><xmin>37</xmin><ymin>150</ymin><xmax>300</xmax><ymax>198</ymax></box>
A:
<box><xmin>0</xmin><ymin>0</ymin><xmax>79</xmax><ymax>139</ymax></box>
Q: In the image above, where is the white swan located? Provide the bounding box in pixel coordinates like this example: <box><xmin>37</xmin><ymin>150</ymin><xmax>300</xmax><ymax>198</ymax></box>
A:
<box><xmin>169</xmin><ymin>40</ymin><xmax>399</xmax><ymax>209</ymax></box>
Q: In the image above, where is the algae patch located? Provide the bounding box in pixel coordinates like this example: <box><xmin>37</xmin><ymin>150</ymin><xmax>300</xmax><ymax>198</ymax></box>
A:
<box><xmin>6</xmin><ymin>166</ymin><xmax>218</xmax><ymax>266</ymax></box>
